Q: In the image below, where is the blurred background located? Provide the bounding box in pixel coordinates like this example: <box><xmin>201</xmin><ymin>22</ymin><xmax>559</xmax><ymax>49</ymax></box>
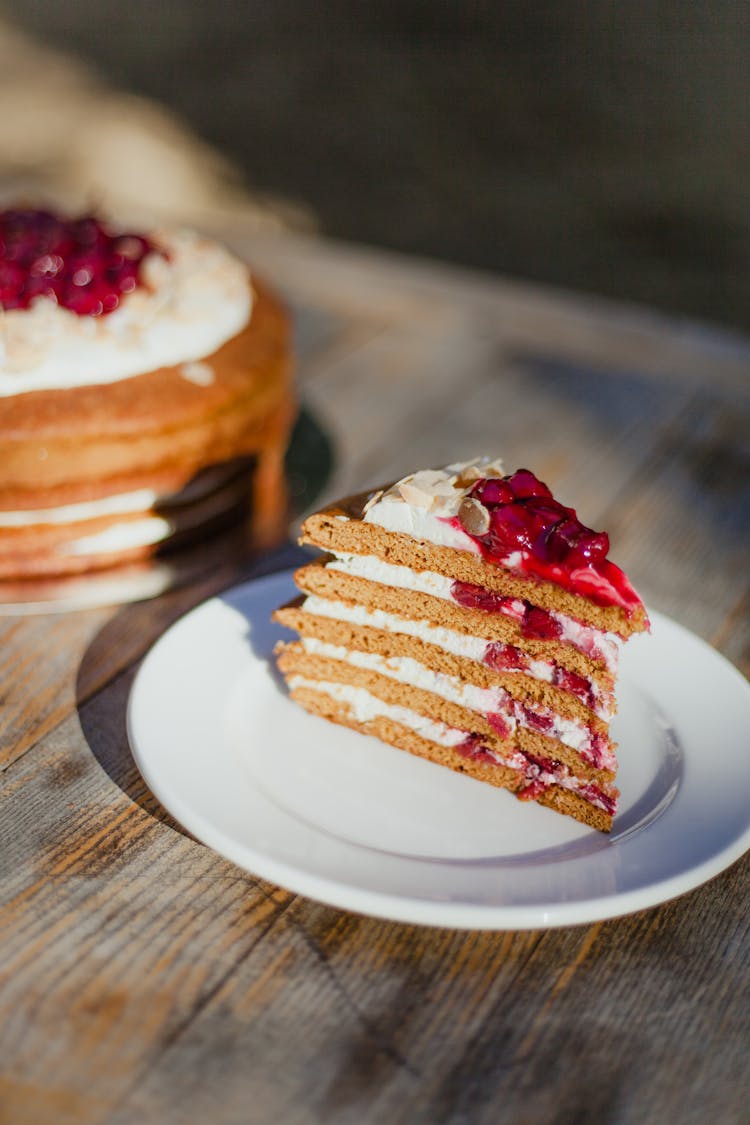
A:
<box><xmin>2</xmin><ymin>2</ymin><xmax>748</xmax><ymax>330</ymax></box>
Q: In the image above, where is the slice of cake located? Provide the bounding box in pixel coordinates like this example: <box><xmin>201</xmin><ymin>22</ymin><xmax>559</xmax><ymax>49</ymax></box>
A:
<box><xmin>0</xmin><ymin>207</ymin><xmax>294</xmax><ymax>580</ymax></box>
<box><xmin>274</xmin><ymin>458</ymin><xmax>649</xmax><ymax>832</ymax></box>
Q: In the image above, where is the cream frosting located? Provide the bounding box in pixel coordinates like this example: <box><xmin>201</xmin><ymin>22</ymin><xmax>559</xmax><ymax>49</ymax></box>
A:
<box><xmin>0</xmin><ymin>228</ymin><xmax>252</xmax><ymax>395</ymax></box>
<box><xmin>362</xmin><ymin>458</ymin><xmax>502</xmax><ymax>551</ymax></box>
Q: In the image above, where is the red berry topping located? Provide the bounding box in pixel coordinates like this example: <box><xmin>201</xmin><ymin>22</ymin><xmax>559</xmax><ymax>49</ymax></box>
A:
<box><xmin>505</xmin><ymin>469</ymin><xmax>553</xmax><ymax>500</ymax></box>
<box><xmin>0</xmin><ymin>208</ymin><xmax>157</xmax><ymax>317</ymax></box>
<box><xmin>469</xmin><ymin>477</ymin><xmax>515</xmax><ymax>506</ymax></box>
<box><xmin>451</xmin><ymin>466</ymin><xmax>642</xmax><ymax>612</ymax></box>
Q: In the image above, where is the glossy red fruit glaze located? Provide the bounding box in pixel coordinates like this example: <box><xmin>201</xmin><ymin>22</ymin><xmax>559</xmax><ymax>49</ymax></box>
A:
<box><xmin>451</xmin><ymin>467</ymin><xmax>644</xmax><ymax>613</ymax></box>
<box><xmin>505</xmin><ymin>469</ymin><xmax>553</xmax><ymax>500</ymax></box>
<box><xmin>469</xmin><ymin>477</ymin><xmax>515</xmax><ymax>506</ymax></box>
<box><xmin>0</xmin><ymin>208</ymin><xmax>157</xmax><ymax>317</ymax></box>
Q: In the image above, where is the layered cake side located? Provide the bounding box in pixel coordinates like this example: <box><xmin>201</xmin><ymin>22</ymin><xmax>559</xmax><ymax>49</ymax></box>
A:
<box><xmin>274</xmin><ymin>458</ymin><xmax>649</xmax><ymax>832</ymax></box>
<box><xmin>0</xmin><ymin>208</ymin><xmax>295</xmax><ymax>579</ymax></box>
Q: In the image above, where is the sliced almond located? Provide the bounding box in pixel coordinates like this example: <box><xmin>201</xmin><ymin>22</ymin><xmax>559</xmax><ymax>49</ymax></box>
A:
<box><xmin>362</xmin><ymin>488</ymin><xmax>384</xmax><ymax>514</ymax></box>
<box><xmin>399</xmin><ymin>479</ymin><xmax>437</xmax><ymax>508</ymax></box>
<box><xmin>458</xmin><ymin>497</ymin><xmax>491</xmax><ymax>535</ymax></box>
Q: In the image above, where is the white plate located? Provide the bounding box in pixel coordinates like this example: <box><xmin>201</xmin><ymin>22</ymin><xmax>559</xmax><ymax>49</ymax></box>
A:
<box><xmin>127</xmin><ymin>571</ymin><xmax>750</xmax><ymax>929</ymax></box>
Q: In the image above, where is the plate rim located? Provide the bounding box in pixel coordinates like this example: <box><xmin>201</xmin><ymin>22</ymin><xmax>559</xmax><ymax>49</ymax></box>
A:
<box><xmin>127</xmin><ymin>570</ymin><xmax>750</xmax><ymax>929</ymax></box>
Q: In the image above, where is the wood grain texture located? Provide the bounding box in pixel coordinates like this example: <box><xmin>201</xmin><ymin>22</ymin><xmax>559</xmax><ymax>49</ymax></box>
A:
<box><xmin>1</xmin><ymin>231</ymin><xmax>748</xmax><ymax>1125</ymax></box>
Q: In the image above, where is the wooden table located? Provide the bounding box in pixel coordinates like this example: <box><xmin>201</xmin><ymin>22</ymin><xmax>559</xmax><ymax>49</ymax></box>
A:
<box><xmin>2</xmin><ymin>231</ymin><xmax>749</xmax><ymax>1124</ymax></box>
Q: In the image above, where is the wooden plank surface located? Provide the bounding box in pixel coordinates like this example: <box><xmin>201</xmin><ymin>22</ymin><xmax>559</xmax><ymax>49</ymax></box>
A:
<box><xmin>1</xmin><ymin>231</ymin><xmax>749</xmax><ymax>1125</ymax></box>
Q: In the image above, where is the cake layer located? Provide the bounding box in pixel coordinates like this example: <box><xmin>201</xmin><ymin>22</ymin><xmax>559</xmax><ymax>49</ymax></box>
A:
<box><xmin>301</xmin><ymin>490</ymin><xmax>648</xmax><ymax>638</ymax></box>
<box><xmin>276</xmin><ymin>643</ymin><xmax>616</xmax><ymax>779</ymax></box>
<box><xmin>0</xmin><ymin>279</ymin><xmax>292</xmax><ymax>493</ymax></box>
<box><xmin>326</xmin><ymin>552</ymin><xmax>621</xmax><ymax>672</ymax></box>
<box><xmin>286</xmin><ymin>678</ymin><xmax>616</xmax><ymax>832</ymax></box>
<box><xmin>294</xmin><ymin>561</ymin><xmax>618</xmax><ymax>685</ymax></box>
<box><xmin>275</xmin><ymin>601</ymin><xmax>615</xmax><ymax>724</ymax></box>
<box><xmin>278</xmin><ymin>459</ymin><xmax>649</xmax><ymax>833</ymax></box>
<box><xmin>0</xmin><ymin>459</ymin><xmax>258</xmax><ymax>578</ymax></box>
<box><xmin>0</xmin><ymin>277</ymin><xmax>295</xmax><ymax>575</ymax></box>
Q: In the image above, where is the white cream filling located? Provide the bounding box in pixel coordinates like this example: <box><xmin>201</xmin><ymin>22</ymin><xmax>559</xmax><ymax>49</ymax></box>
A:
<box><xmin>299</xmin><ymin>632</ymin><xmax>611</xmax><ymax>764</ymax></box>
<box><xmin>0</xmin><ymin>488</ymin><xmax>158</xmax><ymax>527</ymax></box>
<box><xmin>363</xmin><ymin>500</ymin><xmax>476</xmax><ymax>551</ymax></box>
<box><xmin>58</xmin><ymin>471</ymin><xmax>248</xmax><ymax>556</ymax></box>
<box><xmin>289</xmin><ymin>675</ymin><xmax>614</xmax><ymax>811</ymax></box>
<box><xmin>303</xmin><ymin>587</ymin><xmax>614</xmax><ymax>721</ymax></box>
<box><xmin>287</xmin><ymin>675</ymin><xmax>467</xmax><ymax>748</ymax></box>
<box><xmin>326</xmin><ymin>552</ymin><xmax>620</xmax><ymax>673</ymax></box>
<box><xmin>0</xmin><ymin>228</ymin><xmax>252</xmax><ymax>395</ymax></box>
<box><xmin>302</xmin><ymin>637</ymin><xmax>504</xmax><ymax>713</ymax></box>
<box><xmin>63</xmin><ymin>516</ymin><xmax>172</xmax><ymax>555</ymax></box>
<box><xmin>302</xmin><ymin>594</ymin><xmax>489</xmax><ymax>662</ymax></box>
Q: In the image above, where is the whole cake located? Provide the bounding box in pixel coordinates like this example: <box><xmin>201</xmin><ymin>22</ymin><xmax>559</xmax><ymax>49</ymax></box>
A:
<box><xmin>0</xmin><ymin>207</ymin><xmax>294</xmax><ymax>580</ymax></box>
<box><xmin>274</xmin><ymin>458</ymin><xmax>649</xmax><ymax>832</ymax></box>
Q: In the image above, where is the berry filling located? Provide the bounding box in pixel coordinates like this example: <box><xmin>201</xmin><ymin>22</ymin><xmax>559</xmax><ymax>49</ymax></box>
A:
<box><xmin>451</xmin><ymin>579</ymin><xmax>618</xmax><ymax>668</ymax></box>
<box><xmin>455</xmin><ymin>734</ymin><xmax>616</xmax><ymax>814</ymax></box>
<box><xmin>0</xmin><ymin>208</ymin><xmax>158</xmax><ymax>317</ymax></box>
<box><xmin>448</xmin><ymin>469</ymin><xmax>642</xmax><ymax>613</ymax></box>
<box><xmin>484</xmin><ymin>639</ymin><xmax>602</xmax><ymax>713</ymax></box>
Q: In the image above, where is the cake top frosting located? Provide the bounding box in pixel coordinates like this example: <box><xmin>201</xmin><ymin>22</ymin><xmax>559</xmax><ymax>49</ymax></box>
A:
<box><xmin>0</xmin><ymin>208</ymin><xmax>252</xmax><ymax>396</ymax></box>
<box><xmin>363</xmin><ymin>457</ymin><xmax>645</xmax><ymax>614</ymax></box>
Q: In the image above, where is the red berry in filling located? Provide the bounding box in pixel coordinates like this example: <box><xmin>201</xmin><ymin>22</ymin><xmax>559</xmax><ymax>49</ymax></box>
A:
<box><xmin>524</xmin><ymin>751</ymin><xmax>558</xmax><ymax>774</ymax></box>
<box><xmin>456</xmin><ymin>734</ymin><xmax>497</xmax><ymax>764</ymax></box>
<box><xmin>516</xmin><ymin>778</ymin><xmax>548</xmax><ymax>801</ymax></box>
<box><xmin>451</xmin><ymin>581</ymin><xmax>513</xmax><ymax>614</ymax></box>
<box><xmin>522</xmin><ymin>607</ymin><xmax>562</xmax><ymax>640</ymax></box>
<box><xmin>521</xmin><ymin>706</ymin><xmax>554</xmax><ymax>734</ymax></box>
<box><xmin>484</xmin><ymin>642</ymin><xmax>529</xmax><ymax>672</ymax></box>
<box><xmin>487</xmin><ymin>712</ymin><xmax>512</xmax><ymax>738</ymax></box>
<box><xmin>0</xmin><ymin>207</ymin><xmax>157</xmax><ymax>317</ymax></box>
<box><xmin>553</xmin><ymin>667</ymin><xmax>594</xmax><ymax>708</ymax></box>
